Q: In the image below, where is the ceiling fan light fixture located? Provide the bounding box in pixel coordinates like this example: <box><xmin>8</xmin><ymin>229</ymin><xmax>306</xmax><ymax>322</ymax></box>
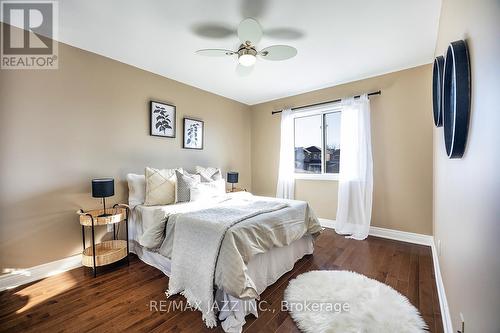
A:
<box><xmin>237</xmin><ymin>45</ymin><xmax>257</xmax><ymax>67</ymax></box>
<box><xmin>238</xmin><ymin>54</ymin><xmax>256</xmax><ymax>67</ymax></box>
<box><xmin>195</xmin><ymin>18</ymin><xmax>298</xmax><ymax>74</ymax></box>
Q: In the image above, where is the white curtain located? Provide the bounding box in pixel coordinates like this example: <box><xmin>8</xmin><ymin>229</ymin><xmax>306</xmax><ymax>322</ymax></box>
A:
<box><xmin>335</xmin><ymin>94</ymin><xmax>373</xmax><ymax>240</ymax></box>
<box><xmin>276</xmin><ymin>108</ymin><xmax>295</xmax><ymax>199</ymax></box>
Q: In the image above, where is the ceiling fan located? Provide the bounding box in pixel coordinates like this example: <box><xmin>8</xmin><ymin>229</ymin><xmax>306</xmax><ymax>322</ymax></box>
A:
<box><xmin>195</xmin><ymin>18</ymin><xmax>297</xmax><ymax>75</ymax></box>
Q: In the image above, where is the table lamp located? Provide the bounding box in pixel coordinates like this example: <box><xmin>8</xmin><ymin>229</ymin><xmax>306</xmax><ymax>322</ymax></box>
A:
<box><xmin>92</xmin><ymin>178</ymin><xmax>114</xmax><ymax>217</ymax></box>
<box><xmin>227</xmin><ymin>172</ymin><xmax>239</xmax><ymax>192</ymax></box>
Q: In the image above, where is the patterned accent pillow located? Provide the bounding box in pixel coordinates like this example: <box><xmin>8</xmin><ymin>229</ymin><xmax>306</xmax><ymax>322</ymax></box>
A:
<box><xmin>195</xmin><ymin>166</ymin><xmax>222</xmax><ymax>182</ymax></box>
<box><xmin>175</xmin><ymin>170</ymin><xmax>201</xmax><ymax>203</ymax></box>
<box><xmin>144</xmin><ymin>167</ymin><xmax>183</xmax><ymax>206</ymax></box>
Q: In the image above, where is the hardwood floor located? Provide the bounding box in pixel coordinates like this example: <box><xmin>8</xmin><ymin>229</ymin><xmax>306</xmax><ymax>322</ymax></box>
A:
<box><xmin>0</xmin><ymin>229</ymin><xmax>443</xmax><ymax>332</ymax></box>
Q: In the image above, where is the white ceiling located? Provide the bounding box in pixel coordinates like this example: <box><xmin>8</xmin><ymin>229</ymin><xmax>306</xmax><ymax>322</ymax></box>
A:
<box><xmin>55</xmin><ymin>0</ymin><xmax>441</xmax><ymax>105</ymax></box>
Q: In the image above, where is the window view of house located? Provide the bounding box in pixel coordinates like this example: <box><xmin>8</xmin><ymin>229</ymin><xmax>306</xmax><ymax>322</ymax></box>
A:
<box><xmin>295</xmin><ymin>145</ymin><xmax>322</xmax><ymax>173</ymax></box>
<box><xmin>294</xmin><ymin>111</ymin><xmax>341</xmax><ymax>174</ymax></box>
<box><xmin>294</xmin><ymin>115</ymin><xmax>322</xmax><ymax>173</ymax></box>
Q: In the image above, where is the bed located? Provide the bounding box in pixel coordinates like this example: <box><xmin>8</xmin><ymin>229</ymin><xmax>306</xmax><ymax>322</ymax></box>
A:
<box><xmin>128</xmin><ymin>187</ymin><xmax>321</xmax><ymax>332</ymax></box>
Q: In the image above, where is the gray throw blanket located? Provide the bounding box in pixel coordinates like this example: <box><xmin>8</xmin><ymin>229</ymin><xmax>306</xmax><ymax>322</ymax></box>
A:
<box><xmin>166</xmin><ymin>200</ymin><xmax>288</xmax><ymax>328</ymax></box>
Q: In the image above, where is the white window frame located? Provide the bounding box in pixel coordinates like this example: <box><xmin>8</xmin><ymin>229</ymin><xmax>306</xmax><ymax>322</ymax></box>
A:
<box><xmin>292</xmin><ymin>103</ymin><xmax>342</xmax><ymax>181</ymax></box>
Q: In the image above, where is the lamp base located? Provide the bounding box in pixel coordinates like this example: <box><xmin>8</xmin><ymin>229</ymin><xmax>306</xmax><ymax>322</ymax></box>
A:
<box><xmin>98</xmin><ymin>197</ymin><xmax>112</xmax><ymax>218</ymax></box>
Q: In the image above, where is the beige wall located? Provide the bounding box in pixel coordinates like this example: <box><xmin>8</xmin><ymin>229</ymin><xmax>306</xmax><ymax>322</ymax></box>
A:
<box><xmin>0</xmin><ymin>36</ymin><xmax>251</xmax><ymax>270</ymax></box>
<box><xmin>433</xmin><ymin>0</ymin><xmax>500</xmax><ymax>331</ymax></box>
<box><xmin>251</xmin><ymin>65</ymin><xmax>434</xmax><ymax>234</ymax></box>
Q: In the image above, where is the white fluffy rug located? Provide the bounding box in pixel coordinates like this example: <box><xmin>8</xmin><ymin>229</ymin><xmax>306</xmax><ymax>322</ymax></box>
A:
<box><xmin>284</xmin><ymin>270</ymin><xmax>428</xmax><ymax>333</ymax></box>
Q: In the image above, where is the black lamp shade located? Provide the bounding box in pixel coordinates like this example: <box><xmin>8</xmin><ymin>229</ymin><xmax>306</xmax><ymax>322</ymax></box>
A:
<box><xmin>227</xmin><ymin>172</ymin><xmax>239</xmax><ymax>184</ymax></box>
<box><xmin>92</xmin><ymin>178</ymin><xmax>114</xmax><ymax>198</ymax></box>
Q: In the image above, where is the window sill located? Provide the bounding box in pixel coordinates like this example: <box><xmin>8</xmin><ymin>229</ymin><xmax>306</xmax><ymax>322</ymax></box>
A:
<box><xmin>294</xmin><ymin>173</ymin><xmax>339</xmax><ymax>181</ymax></box>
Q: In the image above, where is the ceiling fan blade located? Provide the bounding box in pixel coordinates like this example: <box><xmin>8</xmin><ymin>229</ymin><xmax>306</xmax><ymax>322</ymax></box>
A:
<box><xmin>237</xmin><ymin>18</ymin><xmax>262</xmax><ymax>45</ymax></box>
<box><xmin>240</xmin><ymin>0</ymin><xmax>267</xmax><ymax>18</ymax></box>
<box><xmin>264</xmin><ymin>27</ymin><xmax>304</xmax><ymax>40</ymax></box>
<box><xmin>235</xmin><ymin>63</ymin><xmax>254</xmax><ymax>77</ymax></box>
<box><xmin>191</xmin><ymin>23</ymin><xmax>235</xmax><ymax>39</ymax></box>
<box><xmin>195</xmin><ymin>49</ymin><xmax>235</xmax><ymax>57</ymax></box>
<box><xmin>259</xmin><ymin>45</ymin><xmax>297</xmax><ymax>61</ymax></box>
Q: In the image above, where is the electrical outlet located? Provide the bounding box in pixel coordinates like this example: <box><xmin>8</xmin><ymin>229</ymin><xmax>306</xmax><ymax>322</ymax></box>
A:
<box><xmin>457</xmin><ymin>312</ymin><xmax>465</xmax><ymax>333</ymax></box>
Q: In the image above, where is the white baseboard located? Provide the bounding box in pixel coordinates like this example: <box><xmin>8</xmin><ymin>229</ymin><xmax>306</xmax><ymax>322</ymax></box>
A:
<box><xmin>319</xmin><ymin>218</ymin><xmax>433</xmax><ymax>245</ymax></box>
<box><xmin>369</xmin><ymin>226</ymin><xmax>433</xmax><ymax>246</ymax></box>
<box><xmin>431</xmin><ymin>240</ymin><xmax>454</xmax><ymax>333</ymax></box>
<box><xmin>318</xmin><ymin>218</ymin><xmax>337</xmax><ymax>229</ymax></box>
<box><xmin>0</xmin><ymin>254</ymin><xmax>82</xmax><ymax>292</ymax></box>
<box><xmin>319</xmin><ymin>218</ymin><xmax>452</xmax><ymax>332</ymax></box>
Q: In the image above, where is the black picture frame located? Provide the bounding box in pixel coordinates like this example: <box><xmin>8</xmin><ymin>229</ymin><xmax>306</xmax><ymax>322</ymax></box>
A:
<box><xmin>442</xmin><ymin>40</ymin><xmax>471</xmax><ymax>159</ymax></box>
<box><xmin>183</xmin><ymin>117</ymin><xmax>204</xmax><ymax>150</ymax></box>
<box><xmin>150</xmin><ymin>101</ymin><xmax>176</xmax><ymax>138</ymax></box>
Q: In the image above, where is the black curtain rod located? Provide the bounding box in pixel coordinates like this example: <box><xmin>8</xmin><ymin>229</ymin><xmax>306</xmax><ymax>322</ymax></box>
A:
<box><xmin>271</xmin><ymin>90</ymin><xmax>381</xmax><ymax>115</ymax></box>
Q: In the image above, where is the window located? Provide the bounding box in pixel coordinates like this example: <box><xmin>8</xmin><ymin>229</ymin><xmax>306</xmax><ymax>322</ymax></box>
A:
<box><xmin>324</xmin><ymin>112</ymin><xmax>341</xmax><ymax>173</ymax></box>
<box><xmin>294</xmin><ymin>114</ymin><xmax>322</xmax><ymax>174</ymax></box>
<box><xmin>293</xmin><ymin>106</ymin><xmax>341</xmax><ymax>179</ymax></box>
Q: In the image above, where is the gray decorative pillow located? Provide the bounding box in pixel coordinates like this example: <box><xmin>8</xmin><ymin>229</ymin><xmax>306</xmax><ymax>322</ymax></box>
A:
<box><xmin>175</xmin><ymin>170</ymin><xmax>201</xmax><ymax>202</ymax></box>
<box><xmin>195</xmin><ymin>166</ymin><xmax>222</xmax><ymax>182</ymax></box>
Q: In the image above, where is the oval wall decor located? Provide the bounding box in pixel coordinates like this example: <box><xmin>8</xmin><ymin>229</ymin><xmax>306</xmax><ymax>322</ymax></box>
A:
<box><xmin>442</xmin><ymin>40</ymin><xmax>471</xmax><ymax>159</ymax></box>
<box><xmin>432</xmin><ymin>56</ymin><xmax>444</xmax><ymax>127</ymax></box>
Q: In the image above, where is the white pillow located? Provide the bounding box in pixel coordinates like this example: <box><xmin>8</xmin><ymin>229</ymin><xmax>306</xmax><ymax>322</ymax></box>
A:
<box><xmin>127</xmin><ymin>173</ymin><xmax>146</xmax><ymax>208</ymax></box>
<box><xmin>195</xmin><ymin>166</ymin><xmax>222</xmax><ymax>181</ymax></box>
<box><xmin>144</xmin><ymin>167</ymin><xmax>183</xmax><ymax>206</ymax></box>
<box><xmin>190</xmin><ymin>179</ymin><xmax>226</xmax><ymax>201</ymax></box>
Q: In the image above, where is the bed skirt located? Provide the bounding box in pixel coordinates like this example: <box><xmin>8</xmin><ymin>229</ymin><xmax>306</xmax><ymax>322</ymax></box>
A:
<box><xmin>129</xmin><ymin>235</ymin><xmax>313</xmax><ymax>332</ymax></box>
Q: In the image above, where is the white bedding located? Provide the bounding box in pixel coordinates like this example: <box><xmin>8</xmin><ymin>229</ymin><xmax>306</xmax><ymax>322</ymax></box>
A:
<box><xmin>168</xmin><ymin>199</ymin><xmax>290</xmax><ymax>327</ymax></box>
<box><xmin>128</xmin><ymin>192</ymin><xmax>321</xmax><ymax>332</ymax></box>
<box><xmin>137</xmin><ymin>192</ymin><xmax>321</xmax><ymax>298</ymax></box>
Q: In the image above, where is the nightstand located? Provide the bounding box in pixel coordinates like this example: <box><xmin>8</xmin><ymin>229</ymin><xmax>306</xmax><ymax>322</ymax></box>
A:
<box><xmin>227</xmin><ymin>188</ymin><xmax>247</xmax><ymax>193</ymax></box>
<box><xmin>77</xmin><ymin>203</ymin><xmax>129</xmax><ymax>277</ymax></box>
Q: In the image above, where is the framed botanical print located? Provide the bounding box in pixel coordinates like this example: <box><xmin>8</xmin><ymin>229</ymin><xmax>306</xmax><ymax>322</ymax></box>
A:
<box><xmin>150</xmin><ymin>101</ymin><xmax>176</xmax><ymax>138</ymax></box>
<box><xmin>183</xmin><ymin>118</ymin><xmax>204</xmax><ymax>150</ymax></box>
